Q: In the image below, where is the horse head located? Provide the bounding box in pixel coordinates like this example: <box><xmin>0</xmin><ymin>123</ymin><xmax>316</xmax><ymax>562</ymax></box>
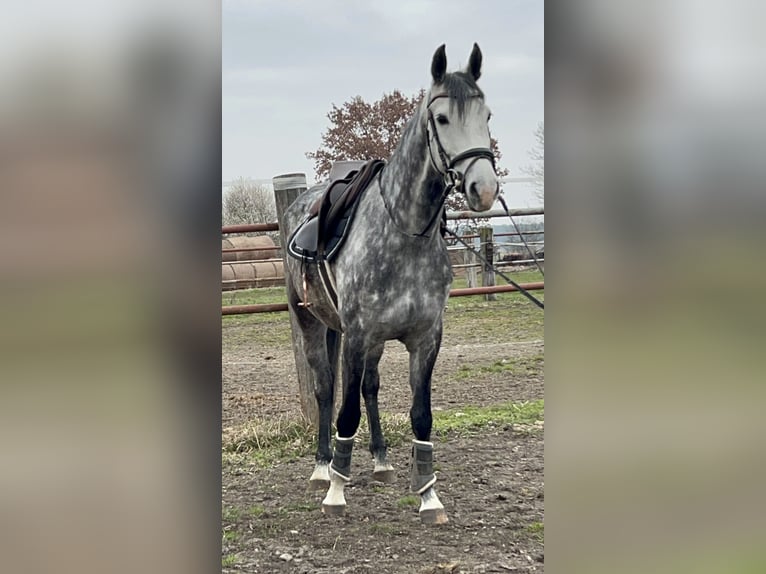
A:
<box><xmin>427</xmin><ymin>43</ymin><xmax>499</xmax><ymax>212</ymax></box>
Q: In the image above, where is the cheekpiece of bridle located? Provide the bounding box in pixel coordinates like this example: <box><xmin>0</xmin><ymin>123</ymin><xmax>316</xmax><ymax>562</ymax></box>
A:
<box><xmin>426</xmin><ymin>93</ymin><xmax>497</xmax><ymax>197</ymax></box>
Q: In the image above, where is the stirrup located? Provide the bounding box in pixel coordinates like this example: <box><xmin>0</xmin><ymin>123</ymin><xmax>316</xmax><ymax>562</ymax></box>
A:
<box><xmin>298</xmin><ymin>271</ymin><xmax>312</xmax><ymax>308</ymax></box>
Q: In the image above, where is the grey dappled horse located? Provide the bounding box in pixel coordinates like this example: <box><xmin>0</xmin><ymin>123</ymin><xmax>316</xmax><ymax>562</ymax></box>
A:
<box><xmin>283</xmin><ymin>43</ymin><xmax>499</xmax><ymax>524</ymax></box>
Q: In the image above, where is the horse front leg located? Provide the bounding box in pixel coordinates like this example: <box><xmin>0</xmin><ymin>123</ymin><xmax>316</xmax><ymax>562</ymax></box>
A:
<box><xmin>406</xmin><ymin>327</ymin><xmax>448</xmax><ymax>524</ymax></box>
<box><xmin>362</xmin><ymin>343</ymin><xmax>395</xmax><ymax>483</ymax></box>
<box><xmin>322</xmin><ymin>335</ymin><xmax>366</xmax><ymax>516</ymax></box>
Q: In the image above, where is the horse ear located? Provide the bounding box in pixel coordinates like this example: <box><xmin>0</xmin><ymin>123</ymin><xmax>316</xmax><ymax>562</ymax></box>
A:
<box><xmin>467</xmin><ymin>43</ymin><xmax>482</xmax><ymax>81</ymax></box>
<box><xmin>431</xmin><ymin>44</ymin><xmax>447</xmax><ymax>84</ymax></box>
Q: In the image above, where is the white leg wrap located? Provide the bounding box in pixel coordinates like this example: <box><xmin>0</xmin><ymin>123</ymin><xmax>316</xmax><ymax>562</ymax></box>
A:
<box><xmin>410</xmin><ymin>439</ymin><xmax>437</xmax><ymax>494</ymax></box>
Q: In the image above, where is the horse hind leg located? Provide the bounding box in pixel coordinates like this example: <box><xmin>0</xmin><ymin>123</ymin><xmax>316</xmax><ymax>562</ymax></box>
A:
<box><xmin>309</xmin><ymin>327</ymin><xmax>341</xmax><ymax>489</ymax></box>
<box><xmin>362</xmin><ymin>343</ymin><xmax>395</xmax><ymax>483</ymax></box>
<box><xmin>322</xmin><ymin>336</ymin><xmax>366</xmax><ymax>516</ymax></box>
<box><xmin>287</xmin><ymin>292</ymin><xmax>337</xmax><ymax>491</ymax></box>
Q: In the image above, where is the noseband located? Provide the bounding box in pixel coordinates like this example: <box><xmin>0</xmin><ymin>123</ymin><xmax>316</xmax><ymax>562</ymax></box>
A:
<box><xmin>426</xmin><ymin>93</ymin><xmax>497</xmax><ymax>196</ymax></box>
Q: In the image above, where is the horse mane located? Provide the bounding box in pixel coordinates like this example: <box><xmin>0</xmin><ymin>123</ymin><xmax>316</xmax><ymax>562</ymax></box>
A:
<box><xmin>438</xmin><ymin>71</ymin><xmax>484</xmax><ymax>120</ymax></box>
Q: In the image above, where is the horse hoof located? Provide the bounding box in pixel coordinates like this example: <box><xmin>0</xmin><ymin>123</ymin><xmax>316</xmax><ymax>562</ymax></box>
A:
<box><xmin>309</xmin><ymin>478</ymin><xmax>330</xmax><ymax>491</ymax></box>
<box><xmin>321</xmin><ymin>503</ymin><xmax>346</xmax><ymax>517</ymax></box>
<box><xmin>371</xmin><ymin>469</ymin><xmax>396</xmax><ymax>483</ymax></box>
<box><xmin>419</xmin><ymin>508</ymin><xmax>449</xmax><ymax>525</ymax></box>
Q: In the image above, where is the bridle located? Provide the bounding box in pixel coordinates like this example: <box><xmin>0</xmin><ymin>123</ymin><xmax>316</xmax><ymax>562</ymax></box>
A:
<box><xmin>413</xmin><ymin>93</ymin><xmax>496</xmax><ymax>236</ymax></box>
<box><xmin>426</xmin><ymin>93</ymin><xmax>497</xmax><ymax>197</ymax></box>
<box><xmin>379</xmin><ymin>91</ymin><xmax>498</xmax><ymax>238</ymax></box>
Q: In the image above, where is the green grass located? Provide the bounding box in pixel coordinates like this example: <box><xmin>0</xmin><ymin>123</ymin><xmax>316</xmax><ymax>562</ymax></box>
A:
<box><xmin>369</xmin><ymin>522</ymin><xmax>401</xmax><ymax>535</ymax></box>
<box><xmin>526</xmin><ymin>521</ymin><xmax>544</xmax><ymax>541</ymax></box>
<box><xmin>247</xmin><ymin>505</ymin><xmax>265</xmax><ymax>517</ymax></box>
<box><xmin>223</xmin><ymin>400</ymin><xmax>544</xmax><ymax>462</ymax></box>
<box><xmin>282</xmin><ymin>501</ymin><xmax>319</xmax><ymax>513</ymax></box>
<box><xmin>457</xmin><ymin>354</ymin><xmax>544</xmax><ymax>380</ymax></box>
<box><xmin>397</xmin><ymin>495</ymin><xmax>420</xmax><ymax>508</ymax></box>
<box><xmin>433</xmin><ymin>400</ymin><xmax>543</xmax><ymax>435</ymax></box>
<box><xmin>223</xmin><ymin>416</ymin><xmax>316</xmax><ymax>461</ymax></box>
<box><xmin>222</xmin><ymin>506</ymin><xmax>242</xmax><ymax>521</ymax></box>
<box><xmin>222</xmin><ymin>554</ymin><xmax>238</xmax><ymax>567</ymax></box>
<box><xmin>222</xmin><ymin>530</ymin><xmax>241</xmax><ymax>542</ymax></box>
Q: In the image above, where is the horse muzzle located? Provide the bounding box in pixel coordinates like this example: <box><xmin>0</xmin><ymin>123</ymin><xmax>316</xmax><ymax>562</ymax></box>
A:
<box><xmin>465</xmin><ymin>176</ymin><xmax>499</xmax><ymax>212</ymax></box>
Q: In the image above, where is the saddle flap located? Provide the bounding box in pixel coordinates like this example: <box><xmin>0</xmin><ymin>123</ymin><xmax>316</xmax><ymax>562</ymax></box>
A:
<box><xmin>292</xmin><ymin>216</ymin><xmax>319</xmax><ymax>254</ymax></box>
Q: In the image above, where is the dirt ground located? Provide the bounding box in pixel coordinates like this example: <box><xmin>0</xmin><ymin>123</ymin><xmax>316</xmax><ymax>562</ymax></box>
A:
<box><xmin>222</xmin><ymin>296</ymin><xmax>544</xmax><ymax>573</ymax></box>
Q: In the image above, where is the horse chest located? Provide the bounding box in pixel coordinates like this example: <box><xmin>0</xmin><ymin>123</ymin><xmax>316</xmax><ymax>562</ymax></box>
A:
<box><xmin>334</xmin><ymin>251</ymin><xmax>450</xmax><ymax>338</ymax></box>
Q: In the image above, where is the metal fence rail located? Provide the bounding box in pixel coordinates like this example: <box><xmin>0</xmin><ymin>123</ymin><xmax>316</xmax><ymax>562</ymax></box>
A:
<box><xmin>222</xmin><ymin>206</ymin><xmax>544</xmax><ymax>315</ymax></box>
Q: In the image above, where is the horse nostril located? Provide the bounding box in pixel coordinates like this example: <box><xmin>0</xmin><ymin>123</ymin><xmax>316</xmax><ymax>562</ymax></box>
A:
<box><xmin>469</xmin><ymin>181</ymin><xmax>478</xmax><ymax>197</ymax></box>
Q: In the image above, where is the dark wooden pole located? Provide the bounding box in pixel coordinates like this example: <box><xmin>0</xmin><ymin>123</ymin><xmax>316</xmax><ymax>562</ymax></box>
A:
<box><xmin>272</xmin><ymin>173</ymin><xmax>319</xmax><ymax>427</ymax></box>
<box><xmin>479</xmin><ymin>226</ymin><xmax>496</xmax><ymax>301</ymax></box>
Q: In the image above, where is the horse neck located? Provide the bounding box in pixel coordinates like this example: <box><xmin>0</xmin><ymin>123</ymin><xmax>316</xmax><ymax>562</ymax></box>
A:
<box><xmin>379</xmin><ymin>102</ymin><xmax>444</xmax><ymax>237</ymax></box>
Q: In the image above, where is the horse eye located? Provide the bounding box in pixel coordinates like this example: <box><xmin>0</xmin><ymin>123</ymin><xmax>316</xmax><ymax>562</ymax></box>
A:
<box><xmin>436</xmin><ymin>115</ymin><xmax>449</xmax><ymax>125</ymax></box>
<box><xmin>487</xmin><ymin>112</ymin><xmax>492</xmax><ymax>122</ymax></box>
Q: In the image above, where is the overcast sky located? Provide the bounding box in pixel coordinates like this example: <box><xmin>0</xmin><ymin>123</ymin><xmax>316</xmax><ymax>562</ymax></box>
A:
<box><xmin>223</xmin><ymin>0</ymin><xmax>543</xmax><ymax>205</ymax></box>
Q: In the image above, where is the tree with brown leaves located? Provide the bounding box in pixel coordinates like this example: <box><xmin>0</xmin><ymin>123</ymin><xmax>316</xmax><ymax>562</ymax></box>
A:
<box><xmin>306</xmin><ymin>90</ymin><xmax>508</xmax><ymax>214</ymax></box>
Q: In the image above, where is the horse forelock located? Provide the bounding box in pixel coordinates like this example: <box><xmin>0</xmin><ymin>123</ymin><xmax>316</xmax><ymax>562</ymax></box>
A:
<box><xmin>434</xmin><ymin>72</ymin><xmax>484</xmax><ymax>120</ymax></box>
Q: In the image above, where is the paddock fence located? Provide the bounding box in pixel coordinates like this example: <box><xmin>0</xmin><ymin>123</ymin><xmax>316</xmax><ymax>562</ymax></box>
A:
<box><xmin>222</xmin><ymin>207</ymin><xmax>543</xmax><ymax>316</ymax></box>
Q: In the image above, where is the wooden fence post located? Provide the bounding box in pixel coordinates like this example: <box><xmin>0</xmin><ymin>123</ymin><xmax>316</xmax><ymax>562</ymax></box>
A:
<box><xmin>479</xmin><ymin>226</ymin><xmax>496</xmax><ymax>301</ymax></box>
<box><xmin>273</xmin><ymin>173</ymin><xmax>319</xmax><ymax>428</ymax></box>
<box><xmin>463</xmin><ymin>230</ymin><xmax>477</xmax><ymax>288</ymax></box>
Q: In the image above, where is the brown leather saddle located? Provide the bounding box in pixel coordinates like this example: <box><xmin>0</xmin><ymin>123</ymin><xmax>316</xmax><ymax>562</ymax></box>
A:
<box><xmin>288</xmin><ymin>159</ymin><xmax>385</xmax><ymax>262</ymax></box>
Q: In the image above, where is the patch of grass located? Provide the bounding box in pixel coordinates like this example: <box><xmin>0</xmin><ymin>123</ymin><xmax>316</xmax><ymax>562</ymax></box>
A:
<box><xmin>456</xmin><ymin>354</ymin><xmax>544</xmax><ymax>380</ymax></box>
<box><xmin>247</xmin><ymin>505</ymin><xmax>265</xmax><ymax>517</ymax></box>
<box><xmin>222</xmin><ymin>312</ymin><xmax>292</xmax><ymax>347</ymax></box>
<box><xmin>222</xmin><ymin>401</ymin><xmax>543</xmax><ymax>462</ymax></box>
<box><xmin>222</xmin><ymin>285</ymin><xmax>293</xmax><ymax>346</ymax></box>
<box><xmin>222</xmin><ymin>506</ymin><xmax>242</xmax><ymax>522</ymax></box>
<box><xmin>222</xmin><ymin>415</ymin><xmax>316</xmax><ymax>464</ymax></box>
<box><xmin>433</xmin><ymin>400</ymin><xmax>543</xmax><ymax>437</ymax></box>
<box><xmin>222</xmin><ymin>554</ymin><xmax>238</xmax><ymax>567</ymax></box>
<box><xmin>222</xmin><ymin>529</ymin><xmax>241</xmax><ymax>543</ymax></box>
<box><xmin>223</xmin><ymin>286</ymin><xmax>287</xmax><ymax>307</ymax></box>
<box><xmin>526</xmin><ymin>521</ymin><xmax>544</xmax><ymax>541</ymax></box>
<box><xmin>397</xmin><ymin>495</ymin><xmax>420</xmax><ymax>508</ymax></box>
<box><xmin>282</xmin><ymin>501</ymin><xmax>319</xmax><ymax>513</ymax></box>
<box><xmin>369</xmin><ymin>522</ymin><xmax>401</xmax><ymax>535</ymax></box>
<box><xmin>443</xmin><ymin>272</ymin><xmax>544</xmax><ymax>344</ymax></box>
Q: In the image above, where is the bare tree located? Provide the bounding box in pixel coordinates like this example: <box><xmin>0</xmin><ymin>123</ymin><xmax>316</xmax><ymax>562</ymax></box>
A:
<box><xmin>521</xmin><ymin>121</ymin><xmax>544</xmax><ymax>201</ymax></box>
<box><xmin>223</xmin><ymin>177</ymin><xmax>277</xmax><ymax>227</ymax></box>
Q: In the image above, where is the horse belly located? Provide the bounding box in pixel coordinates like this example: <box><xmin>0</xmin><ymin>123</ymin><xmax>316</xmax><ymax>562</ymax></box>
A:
<box><xmin>343</xmin><ymin>287</ymin><xmax>446</xmax><ymax>342</ymax></box>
